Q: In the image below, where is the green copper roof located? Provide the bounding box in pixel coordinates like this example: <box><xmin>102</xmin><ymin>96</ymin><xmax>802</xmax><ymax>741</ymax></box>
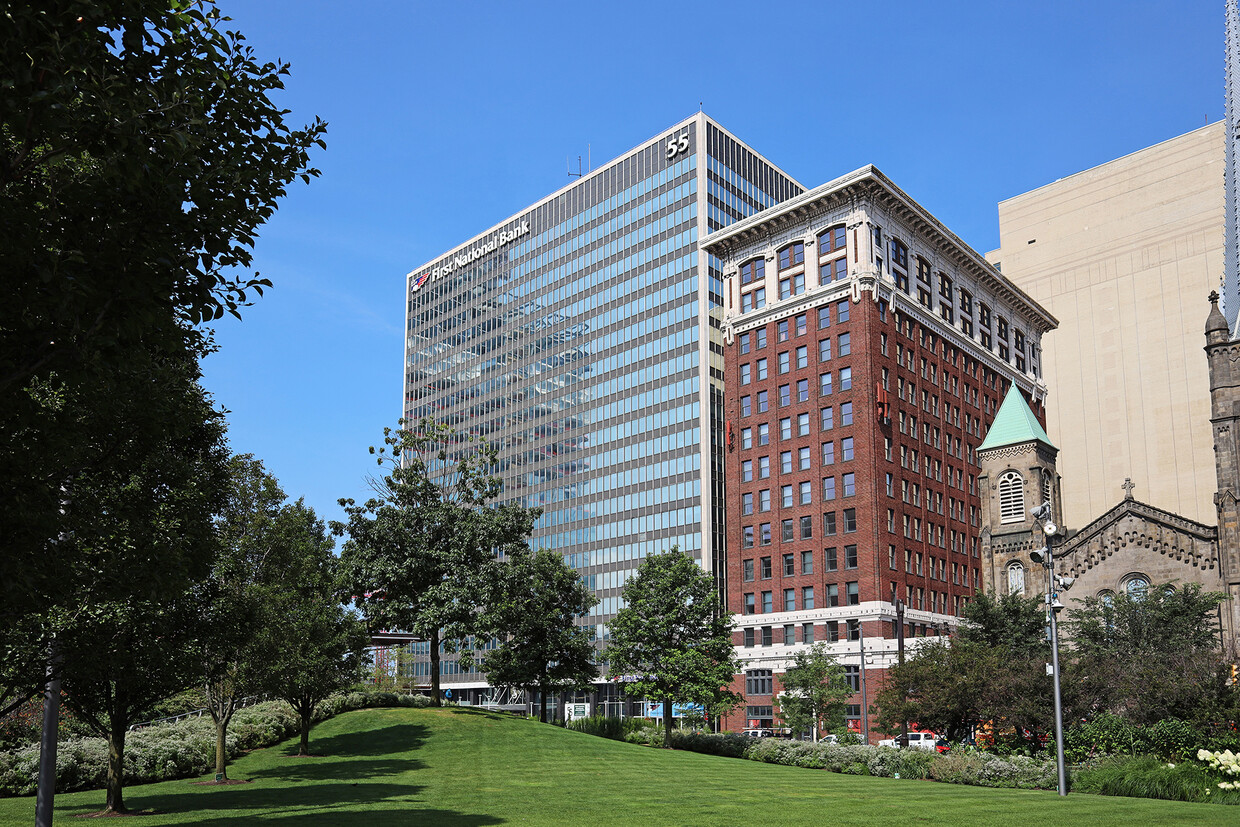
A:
<box><xmin>978</xmin><ymin>385</ymin><xmax>1056</xmax><ymax>451</ymax></box>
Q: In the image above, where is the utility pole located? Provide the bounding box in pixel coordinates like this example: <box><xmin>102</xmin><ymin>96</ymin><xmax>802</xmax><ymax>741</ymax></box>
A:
<box><xmin>855</xmin><ymin>619</ymin><xmax>870</xmax><ymax>744</ymax></box>
<box><xmin>1030</xmin><ymin>501</ymin><xmax>1072</xmax><ymax>797</ymax></box>
<box><xmin>892</xmin><ymin>596</ymin><xmax>908</xmax><ymax>743</ymax></box>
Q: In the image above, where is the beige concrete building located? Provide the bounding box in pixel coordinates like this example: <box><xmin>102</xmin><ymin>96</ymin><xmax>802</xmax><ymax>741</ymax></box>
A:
<box><xmin>987</xmin><ymin>123</ymin><xmax>1225</xmax><ymax>528</ymax></box>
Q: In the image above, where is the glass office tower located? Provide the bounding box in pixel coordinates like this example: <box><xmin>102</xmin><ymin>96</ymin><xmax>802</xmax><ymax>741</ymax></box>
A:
<box><xmin>403</xmin><ymin>114</ymin><xmax>801</xmax><ymax>699</ymax></box>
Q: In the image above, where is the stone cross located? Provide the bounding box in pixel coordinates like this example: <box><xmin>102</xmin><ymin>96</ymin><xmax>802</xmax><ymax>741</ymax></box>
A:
<box><xmin>1121</xmin><ymin>477</ymin><xmax>1136</xmax><ymax>500</ymax></box>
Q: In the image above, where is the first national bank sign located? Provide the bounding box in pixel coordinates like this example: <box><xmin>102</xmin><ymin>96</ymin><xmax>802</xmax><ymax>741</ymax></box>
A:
<box><xmin>410</xmin><ymin>217</ymin><xmax>531</xmax><ymax>292</ymax></box>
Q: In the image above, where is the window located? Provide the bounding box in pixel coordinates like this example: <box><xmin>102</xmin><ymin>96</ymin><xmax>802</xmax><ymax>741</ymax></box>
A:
<box><xmin>781</xmin><ymin>451</ymin><xmax>793</xmax><ymax>473</ymax></box>
<box><xmin>741</xmin><ymin>395</ymin><xmax>752</xmax><ymax>417</ymax></box>
<box><xmin>818</xmin><ymin>306</ymin><xmax>830</xmax><ymax>329</ymax></box>
<box><xmin>840</xmin><ymin>367</ymin><xmax>852</xmax><ymax>391</ymax></box>
<box><xmin>846</xmin><ymin>581</ymin><xmax>859</xmax><ymax>605</ymax></box>
<box><xmin>892</xmin><ymin>239</ymin><xmax>909</xmax><ymax>270</ymax></box>
<box><xmin>799</xmin><ymin>447</ymin><xmax>811</xmax><ymax>470</ymax></box>
<box><xmin>843</xmin><ymin>508</ymin><xmax>857</xmax><ymax>533</ymax></box>
<box><xmin>741</xmin><ymin>427</ymin><xmax>752</xmax><ymax>450</ymax></box>
<box><xmin>827</xmin><ymin>621</ymin><xmax>840</xmax><ymax>642</ymax></box>
<box><xmin>778</xmin><ymin>319</ymin><xmax>789</xmax><ymax>342</ymax></box>
<box><xmin>742</xmin><ymin>460</ymin><xmax>753</xmax><ymax>482</ymax></box>
<box><xmin>998</xmin><ymin>470</ymin><xmax>1025</xmax><ymax>524</ymax></box>
<box><xmin>757</xmin><ymin>390</ymin><xmax>768</xmax><ymax>412</ymax></box>
<box><xmin>784</xmin><ymin>589</ymin><xmax>796</xmax><ymax>612</ymax></box>
<box><xmin>778</xmin><ymin>241</ymin><xmax>805</xmax><ymax>270</ymax></box>
<box><xmin>844</xmin><ymin>666</ymin><xmax>860</xmax><ymax>691</ymax></box>
<box><xmin>781</xmin><ymin>519</ymin><xmax>794</xmax><ymax>542</ymax></box>
<box><xmin>803</xmin><ymin>586</ymin><xmax>815</xmax><ymax>610</ymax></box>
<box><xmin>845</xmin><ymin>545</ymin><xmax>858</xmax><ymax>569</ymax></box>
<box><xmin>802</xmin><ymin>622</ymin><xmax>815</xmax><ymax>643</ymax></box>
<box><xmin>846</xmin><ymin>620</ymin><xmax>861</xmax><ymax>642</ymax></box>
<box><xmin>759</xmin><ymin>456</ymin><xmax>770</xmax><ymax>478</ymax></box>
<box><xmin>760</xmin><ymin>627</ymin><xmax>773</xmax><ymax>646</ymax></box>
<box><xmin>743</xmin><ymin>627</ymin><xmax>755</xmax><ymax>647</ymax></box>
<box><xmin>742</xmin><ymin>493</ymin><xmax>754</xmax><ymax>515</ymax></box>
<box><xmin>783</xmin><ymin>553</ymin><xmax>795</xmax><ymax>576</ymax></box>
<box><xmin>825</xmin><ymin>547</ymin><xmax>838</xmax><ymax>571</ymax></box>
<box><xmin>743</xmin><ymin>559</ymin><xmax>754</xmax><ymax>581</ymax></box>
<box><xmin>797</xmin><ymin>378</ymin><xmax>810</xmax><ymax>402</ymax></box>
<box><xmin>780</xmin><ymin>384</ymin><xmax>791</xmax><ymax>406</ymax></box>
<box><xmin>743</xmin><ymin>526</ymin><xmax>754</xmax><ymax>548</ymax></box>
<box><xmin>781</xmin><ymin>484</ymin><xmax>793</xmax><ymax>508</ymax></box>
<box><xmin>796</xmin><ymin>345</ymin><xmax>808</xmax><ymax>369</ymax></box>
<box><xmin>744</xmin><ymin>593</ymin><xmax>755</xmax><ymax>614</ymax></box>
<box><xmin>820</xmin><ymin>372</ymin><xmax>833</xmax><ymax>396</ymax></box>
<box><xmin>740</xmin><ymin>258</ymin><xmax>765</xmax><ymax>285</ymax></box>
<box><xmin>823</xmin><ymin>512</ymin><xmax>837</xmax><ymax>535</ymax></box>
<box><xmin>819</xmin><ymin>338</ymin><xmax>832</xmax><ymax>362</ymax></box>
<box><xmin>822</xmin><ymin>442</ymin><xmax>835</xmax><ymax>466</ymax></box>
<box><xmin>818</xmin><ymin>224</ymin><xmax>846</xmax><ymax>254</ymax></box>
<box><xmin>756</xmin><ymin>358</ymin><xmax>768</xmax><ymax>380</ymax></box>
<box><xmin>801</xmin><ymin>550</ymin><xmax>814</xmax><ymax>575</ymax></box>
<box><xmin>740</xmin><ymin>363</ymin><xmax>751</xmax><ymax>385</ymax></box>
<box><xmin>822</xmin><ymin>476</ymin><xmax>836</xmax><ymax>501</ymax></box>
<box><xmin>762</xmin><ymin>591</ymin><xmax>773</xmax><ymax>613</ymax></box>
<box><xmin>839</xmin><ymin>333</ymin><xmax>851</xmax><ymax>356</ymax></box>
<box><xmin>760</xmin><ymin>557</ymin><xmax>772</xmax><ymax>579</ymax></box>
<box><xmin>759</xmin><ymin>489</ymin><xmax>771</xmax><ymax>511</ymax></box>
<box><xmin>798</xmin><ymin>412</ymin><xmax>810</xmax><ymax>437</ymax></box>
<box><xmin>739</xmin><ymin>332</ymin><xmax>751</xmax><ymax>354</ymax></box>
<box><xmin>746</xmin><ymin>669</ymin><xmax>773</xmax><ymax>695</ymax></box>
<box><xmin>1007</xmin><ymin>562</ymin><xmax>1025</xmax><ymax>596</ymax></box>
<box><xmin>837</xmin><ymin>300</ymin><xmax>849</xmax><ymax>322</ymax></box>
<box><xmin>800</xmin><ymin>480</ymin><xmax>812</xmax><ymax>505</ymax></box>
<box><xmin>783</xmin><ymin>623</ymin><xmax>796</xmax><ymax>644</ymax></box>
<box><xmin>842</xmin><ymin>472</ymin><xmax>855</xmax><ymax>497</ymax></box>
<box><xmin>1123</xmin><ymin>574</ymin><xmax>1150</xmax><ymax>599</ymax></box>
<box><xmin>758</xmin><ymin>423</ymin><xmax>769</xmax><ymax>446</ymax></box>
<box><xmin>756</xmin><ymin>327</ymin><xmax>767</xmax><ymax>349</ymax></box>
<box><xmin>800</xmin><ymin>515</ymin><xmax>813</xmax><ymax>539</ymax></box>
<box><xmin>778</xmin><ymin>351</ymin><xmax>790</xmax><ymax>374</ymax></box>
<box><xmin>821</xmin><ymin>406</ymin><xmax>833</xmax><ymax>430</ymax></box>
<box><xmin>760</xmin><ymin>522</ymin><xmax>771</xmax><ymax>544</ymax></box>
<box><xmin>841</xmin><ymin>437</ymin><xmax>854</xmax><ymax>462</ymax></box>
<box><xmin>827</xmin><ymin>583</ymin><xmax>839</xmax><ymax>607</ymax></box>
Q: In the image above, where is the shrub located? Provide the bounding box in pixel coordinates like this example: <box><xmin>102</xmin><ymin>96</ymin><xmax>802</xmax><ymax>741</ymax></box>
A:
<box><xmin>1075</xmin><ymin>755</ymin><xmax>1240</xmax><ymax>804</ymax></box>
<box><xmin>0</xmin><ymin>690</ymin><xmax>433</xmax><ymax>797</ymax></box>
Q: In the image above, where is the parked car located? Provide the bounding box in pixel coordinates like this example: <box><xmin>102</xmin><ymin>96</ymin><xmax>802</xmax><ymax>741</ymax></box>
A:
<box><xmin>935</xmin><ymin>738</ymin><xmax>950</xmax><ymax>754</ymax></box>
<box><xmin>743</xmin><ymin>728</ymin><xmax>775</xmax><ymax>738</ymax></box>
<box><xmin>878</xmin><ymin>731</ymin><xmax>940</xmax><ymax>750</ymax></box>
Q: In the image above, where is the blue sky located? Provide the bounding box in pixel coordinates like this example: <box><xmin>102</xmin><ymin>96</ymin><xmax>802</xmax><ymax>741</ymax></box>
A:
<box><xmin>202</xmin><ymin>0</ymin><xmax>1221</xmax><ymax>531</ymax></box>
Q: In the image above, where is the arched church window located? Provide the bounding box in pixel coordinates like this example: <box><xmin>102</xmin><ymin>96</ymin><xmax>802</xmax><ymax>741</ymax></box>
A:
<box><xmin>1007</xmin><ymin>561</ymin><xmax>1026</xmax><ymax>596</ymax></box>
<box><xmin>1123</xmin><ymin>574</ymin><xmax>1150</xmax><ymax>599</ymax></box>
<box><xmin>998</xmin><ymin>471</ymin><xmax>1024</xmax><ymax>524</ymax></box>
<box><xmin>1098</xmin><ymin>590</ymin><xmax>1115</xmax><ymax>608</ymax></box>
<box><xmin>1041</xmin><ymin>473</ymin><xmax>1052</xmax><ymax>513</ymax></box>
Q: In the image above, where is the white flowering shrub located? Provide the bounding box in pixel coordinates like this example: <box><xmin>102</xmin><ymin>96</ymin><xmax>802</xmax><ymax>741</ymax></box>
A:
<box><xmin>1199</xmin><ymin>748</ymin><xmax>1240</xmax><ymax>790</ymax></box>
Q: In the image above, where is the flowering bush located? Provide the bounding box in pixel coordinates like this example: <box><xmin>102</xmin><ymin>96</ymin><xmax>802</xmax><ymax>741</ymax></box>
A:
<box><xmin>0</xmin><ymin>690</ymin><xmax>433</xmax><ymax>797</ymax></box>
<box><xmin>1199</xmin><ymin>748</ymin><xmax>1240</xmax><ymax>790</ymax></box>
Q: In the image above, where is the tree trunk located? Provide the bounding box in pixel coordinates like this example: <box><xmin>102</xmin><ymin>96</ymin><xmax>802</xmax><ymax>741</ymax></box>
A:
<box><xmin>429</xmin><ymin>629</ymin><xmax>441</xmax><ymax>707</ymax></box>
<box><xmin>214</xmin><ymin>715</ymin><xmax>229</xmax><ymax>778</ymax></box>
<box><xmin>663</xmin><ymin>696</ymin><xmax>673</xmax><ymax>745</ymax></box>
<box><xmin>105</xmin><ymin>719</ymin><xmax>126</xmax><ymax>813</ymax></box>
<box><xmin>298</xmin><ymin>706</ymin><xmax>311</xmax><ymax>756</ymax></box>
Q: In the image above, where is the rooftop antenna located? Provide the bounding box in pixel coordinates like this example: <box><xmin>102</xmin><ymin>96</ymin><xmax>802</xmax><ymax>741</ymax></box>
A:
<box><xmin>1226</xmin><ymin>0</ymin><xmax>1240</xmax><ymax>331</ymax></box>
<box><xmin>567</xmin><ymin>155</ymin><xmax>582</xmax><ymax>178</ymax></box>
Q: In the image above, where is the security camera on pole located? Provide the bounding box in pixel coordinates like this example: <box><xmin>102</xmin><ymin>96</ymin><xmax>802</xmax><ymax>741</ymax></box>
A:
<box><xmin>1029</xmin><ymin>501</ymin><xmax>1071</xmax><ymax>797</ymax></box>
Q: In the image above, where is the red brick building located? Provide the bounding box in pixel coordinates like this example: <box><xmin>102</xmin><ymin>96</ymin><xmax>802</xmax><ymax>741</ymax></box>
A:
<box><xmin>701</xmin><ymin>167</ymin><xmax>1056</xmax><ymax>739</ymax></box>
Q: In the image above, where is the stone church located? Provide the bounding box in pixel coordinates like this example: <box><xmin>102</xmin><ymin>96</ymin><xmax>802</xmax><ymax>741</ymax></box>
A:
<box><xmin>977</xmin><ymin>293</ymin><xmax>1240</xmax><ymax>650</ymax></box>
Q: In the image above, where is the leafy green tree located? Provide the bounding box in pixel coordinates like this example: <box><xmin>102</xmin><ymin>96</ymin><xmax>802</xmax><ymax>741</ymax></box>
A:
<box><xmin>255</xmin><ymin>502</ymin><xmax>368</xmax><ymax>756</ymax></box>
<box><xmin>1063</xmin><ymin>583</ymin><xmax>1227</xmax><ymax>725</ymax></box>
<box><xmin>197</xmin><ymin>455</ymin><xmax>291</xmax><ymax>781</ymax></box>
<box><xmin>958</xmin><ymin>591</ymin><xmax>1048</xmax><ymax>658</ymax></box>
<box><xmin>604</xmin><ymin>549</ymin><xmax>740</xmax><ymax>743</ymax></box>
<box><xmin>776</xmin><ymin>643</ymin><xmax>851</xmax><ymax>742</ymax></box>
<box><xmin>484</xmin><ymin>549</ymin><xmax>599</xmax><ymax>723</ymax></box>
<box><xmin>874</xmin><ymin>639</ymin><xmax>999</xmax><ymax>742</ymax></box>
<box><xmin>337</xmin><ymin>418</ymin><xmax>539</xmax><ymax>706</ymax></box>
<box><xmin>1</xmin><ymin>0</ymin><xmax>325</xmax><ymax>635</ymax></box>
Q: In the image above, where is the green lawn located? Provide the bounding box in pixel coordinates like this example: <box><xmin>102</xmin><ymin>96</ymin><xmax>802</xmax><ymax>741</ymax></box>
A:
<box><xmin>0</xmin><ymin>707</ymin><xmax>1232</xmax><ymax>825</ymax></box>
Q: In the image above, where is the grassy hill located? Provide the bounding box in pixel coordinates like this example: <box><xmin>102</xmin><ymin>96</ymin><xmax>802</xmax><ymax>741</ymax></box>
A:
<box><xmin>0</xmin><ymin>706</ymin><xmax>1229</xmax><ymax>825</ymax></box>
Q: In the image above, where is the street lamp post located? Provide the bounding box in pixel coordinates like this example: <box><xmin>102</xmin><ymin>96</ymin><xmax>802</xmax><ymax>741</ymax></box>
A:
<box><xmin>891</xmin><ymin>595</ymin><xmax>909</xmax><ymax>743</ymax></box>
<box><xmin>1030</xmin><ymin>501</ymin><xmax>1071</xmax><ymax>797</ymax></box>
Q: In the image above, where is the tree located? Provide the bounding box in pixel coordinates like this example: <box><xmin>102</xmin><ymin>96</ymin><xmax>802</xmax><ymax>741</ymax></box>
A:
<box><xmin>1063</xmin><ymin>583</ymin><xmax>1228</xmax><ymax>725</ymax></box>
<box><xmin>957</xmin><ymin>591</ymin><xmax>1047</xmax><ymax>659</ymax></box>
<box><xmin>255</xmin><ymin>502</ymin><xmax>368</xmax><ymax>756</ymax></box>
<box><xmin>604</xmin><ymin>549</ymin><xmax>740</xmax><ymax>743</ymax></box>
<box><xmin>483</xmin><ymin>549</ymin><xmax>599</xmax><ymax>723</ymax></box>
<box><xmin>777</xmin><ymin>643</ymin><xmax>851</xmax><ymax>742</ymax></box>
<box><xmin>336</xmin><ymin>418</ymin><xmax>539</xmax><ymax>706</ymax></box>
<box><xmin>1</xmin><ymin>0</ymin><xmax>325</xmax><ymax>632</ymax></box>
<box><xmin>197</xmin><ymin>455</ymin><xmax>291</xmax><ymax>781</ymax></box>
<box><xmin>874</xmin><ymin>639</ymin><xmax>1000</xmax><ymax>743</ymax></box>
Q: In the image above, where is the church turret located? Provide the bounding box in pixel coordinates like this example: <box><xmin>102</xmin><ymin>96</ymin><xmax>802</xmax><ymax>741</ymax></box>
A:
<box><xmin>977</xmin><ymin>385</ymin><xmax>1060</xmax><ymax>598</ymax></box>
<box><xmin>1206</xmin><ymin>290</ymin><xmax>1240</xmax><ymax>643</ymax></box>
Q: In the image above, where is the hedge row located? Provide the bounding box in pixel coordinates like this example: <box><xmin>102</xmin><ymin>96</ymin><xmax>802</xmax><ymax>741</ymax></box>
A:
<box><xmin>615</xmin><ymin>726</ymin><xmax>1060</xmax><ymax>790</ymax></box>
<box><xmin>0</xmin><ymin>691</ymin><xmax>433</xmax><ymax>797</ymax></box>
